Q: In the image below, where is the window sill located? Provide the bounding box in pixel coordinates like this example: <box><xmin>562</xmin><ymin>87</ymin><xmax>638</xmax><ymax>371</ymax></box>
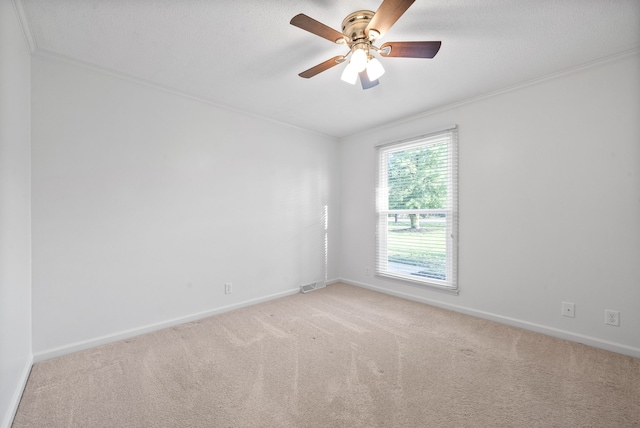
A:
<box><xmin>376</xmin><ymin>272</ymin><xmax>459</xmax><ymax>295</ymax></box>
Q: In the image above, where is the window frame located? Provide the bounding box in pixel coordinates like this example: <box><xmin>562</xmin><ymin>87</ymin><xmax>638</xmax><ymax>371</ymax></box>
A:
<box><xmin>375</xmin><ymin>127</ymin><xmax>459</xmax><ymax>294</ymax></box>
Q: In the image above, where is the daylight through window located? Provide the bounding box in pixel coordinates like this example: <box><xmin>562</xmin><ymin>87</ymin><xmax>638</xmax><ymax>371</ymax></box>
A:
<box><xmin>375</xmin><ymin>127</ymin><xmax>458</xmax><ymax>291</ymax></box>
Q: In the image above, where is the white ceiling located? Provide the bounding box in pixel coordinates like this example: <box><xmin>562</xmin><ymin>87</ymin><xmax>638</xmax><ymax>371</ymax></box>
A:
<box><xmin>18</xmin><ymin>0</ymin><xmax>640</xmax><ymax>138</ymax></box>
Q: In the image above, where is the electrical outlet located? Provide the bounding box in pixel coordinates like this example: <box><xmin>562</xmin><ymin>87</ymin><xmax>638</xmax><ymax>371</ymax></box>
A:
<box><xmin>562</xmin><ymin>302</ymin><xmax>575</xmax><ymax>318</ymax></box>
<box><xmin>365</xmin><ymin>266</ymin><xmax>371</xmax><ymax>276</ymax></box>
<box><xmin>605</xmin><ymin>310</ymin><xmax>620</xmax><ymax>326</ymax></box>
<box><xmin>225</xmin><ymin>283</ymin><xmax>232</xmax><ymax>294</ymax></box>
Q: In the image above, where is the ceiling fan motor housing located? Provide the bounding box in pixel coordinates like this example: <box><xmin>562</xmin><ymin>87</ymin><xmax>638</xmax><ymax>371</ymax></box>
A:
<box><xmin>341</xmin><ymin>10</ymin><xmax>376</xmax><ymax>44</ymax></box>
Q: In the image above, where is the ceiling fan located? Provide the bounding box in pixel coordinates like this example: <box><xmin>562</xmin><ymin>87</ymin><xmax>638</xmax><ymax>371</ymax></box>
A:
<box><xmin>290</xmin><ymin>0</ymin><xmax>441</xmax><ymax>90</ymax></box>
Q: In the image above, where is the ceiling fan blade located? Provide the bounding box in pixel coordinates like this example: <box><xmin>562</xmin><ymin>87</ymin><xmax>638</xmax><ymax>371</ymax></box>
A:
<box><xmin>298</xmin><ymin>56</ymin><xmax>345</xmax><ymax>79</ymax></box>
<box><xmin>366</xmin><ymin>0</ymin><xmax>415</xmax><ymax>38</ymax></box>
<box><xmin>290</xmin><ymin>14</ymin><xmax>347</xmax><ymax>44</ymax></box>
<box><xmin>359</xmin><ymin>71</ymin><xmax>380</xmax><ymax>90</ymax></box>
<box><xmin>379</xmin><ymin>41</ymin><xmax>441</xmax><ymax>58</ymax></box>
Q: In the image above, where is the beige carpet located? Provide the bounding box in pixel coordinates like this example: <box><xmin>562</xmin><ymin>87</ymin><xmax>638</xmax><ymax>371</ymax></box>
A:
<box><xmin>13</xmin><ymin>283</ymin><xmax>640</xmax><ymax>427</ymax></box>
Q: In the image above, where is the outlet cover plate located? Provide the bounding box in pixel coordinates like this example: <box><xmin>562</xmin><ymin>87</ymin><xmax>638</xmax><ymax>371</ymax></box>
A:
<box><xmin>605</xmin><ymin>309</ymin><xmax>620</xmax><ymax>326</ymax></box>
<box><xmin>562</xmin><ymin>302</ymin><xmax>575</xmax><ymax>318</ymax></box>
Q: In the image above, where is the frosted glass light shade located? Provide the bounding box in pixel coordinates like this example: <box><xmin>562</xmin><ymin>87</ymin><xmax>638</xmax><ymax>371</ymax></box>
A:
<box><xmin>350</xmin><ymin>48</ymin><xmax>368</xmax><ymax>72</ymax></box>
<box><xmin>341</xmin><ymin>63</ymin><xmax>358</xmax><ymax>85</ymax></box>
<box><xmin>366</xmin><ymin>57</ymin><xmax>385</xmax><ymax>81</ymax></box>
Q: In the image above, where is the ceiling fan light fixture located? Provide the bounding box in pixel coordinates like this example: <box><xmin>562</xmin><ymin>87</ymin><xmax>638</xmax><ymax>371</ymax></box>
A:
<box><xmin>366</xmin><ymin>57</ymin><xmax>385</xmax><ymax>80</ymax></box>
<box><xmin>350</xmin><ymin>47</ymin><xmax>368</xmax><ymax>72</ymax></box>
<box><xmin>290</xmin><ymin>1</ymin><xmax>442</xmax><ymax>88</ymax></box>
<box><xmin>340</xmin><ymin>62</ymin><xmax>359</xmax><ymax>85</ymax></box>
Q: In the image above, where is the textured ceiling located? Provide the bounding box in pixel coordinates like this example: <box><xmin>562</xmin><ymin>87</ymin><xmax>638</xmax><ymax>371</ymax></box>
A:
<box><xmin>18</xmin><ymin>0</ymin><xmax>640</xmax><ymax>137</ymax></box>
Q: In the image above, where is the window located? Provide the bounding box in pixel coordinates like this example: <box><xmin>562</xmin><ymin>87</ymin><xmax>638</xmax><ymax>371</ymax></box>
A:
<box><xmin>375</xmin><ymin>127</ymin><xmax>458</xmax><ymax>292</ymax></box>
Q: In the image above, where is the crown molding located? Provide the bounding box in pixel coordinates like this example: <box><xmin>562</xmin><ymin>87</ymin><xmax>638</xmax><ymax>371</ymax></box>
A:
<box><xmin>11</xmin><ymin>0</ymin><xmax>36</xmax><ymax>53</ymax></box>
<box><xmin>342</xmin><ymin>47</ymin><xmax>640</xmax><ymax>141</ymax></box>
<box><xmin>31</xmin><ymin>48</ymin><xmax>338</xmax><ymax>141</ymax></box>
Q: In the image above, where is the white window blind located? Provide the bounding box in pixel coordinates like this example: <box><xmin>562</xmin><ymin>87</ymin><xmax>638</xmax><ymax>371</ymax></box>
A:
<box><xmin>375</xmin><ymin>128</ymin><xmax>458</xmax><ymax>292</ymax></box>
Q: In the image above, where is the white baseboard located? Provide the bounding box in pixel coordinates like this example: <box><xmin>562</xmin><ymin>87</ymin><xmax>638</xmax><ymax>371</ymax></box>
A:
<box><xmin>32</xmin><ymin>276</ymin><xmax>636</xmax><ymax>363</ymax></box>
<box><xmin>340</xmin><ymin>278</ymin><xmax>640</xmax><ymax>359</ymax></box>
<box><xmin>2</xmin><ymin>355</ymin><xmax>32</xmax><ymax>428</ymax></box>
<box><xmin>33</xmin><ymin>287</ymin><xmax>301</xmax><ymax>362</ymax></box>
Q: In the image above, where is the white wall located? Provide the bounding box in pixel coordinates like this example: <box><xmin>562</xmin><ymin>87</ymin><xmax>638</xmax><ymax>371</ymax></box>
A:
<box><xmin>31</xmin><ymin>55</ymin><xmax>340</xmax><ymax>357</ymax></box>
<box><xmin>339</xmin><ymin>52</ymin><xmax>640</xmax><ymax>357</ymax></box>
<box><xmin>0</xmin><ymin>0</ymin><xmax>32</xmax><ymax>426</ymax></box>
